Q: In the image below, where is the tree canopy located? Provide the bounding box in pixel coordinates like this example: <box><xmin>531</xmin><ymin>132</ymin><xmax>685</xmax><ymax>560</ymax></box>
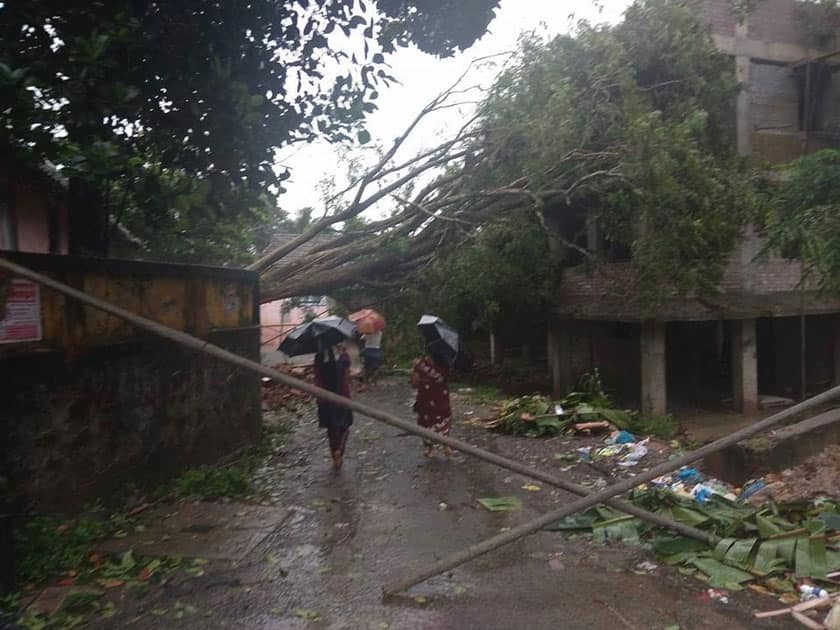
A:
<box><xmin>763</xmin><ymin>149</ymin><xmax>840</xmax><ymax>293</ymax></box>
<box><xmin>260</xmin><ymin>0</ymin><xmax>756</xmax><ymax>316</ymax></box>
<box><xmin>0</xmin><ymin>0</ymin><xmax>499</xmax><ymax>259</ymax></box>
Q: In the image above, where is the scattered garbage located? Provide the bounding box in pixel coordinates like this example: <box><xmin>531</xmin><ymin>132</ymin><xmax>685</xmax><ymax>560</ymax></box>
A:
<box><xmin>706</xmin><ymin>588</ymin><xmax>730</xmax><ymax>604</ymax></box>
<box><xmin>548</xmin><ymin>478</ymin><xmax>840</xmax><ymax>591</ymax></box>
<box><xmin>756</xmin><ymin>590</ymin><xmax>840</xmax><ymax>627</ymax></box>
<box><xmin>650</xmin><ymin>467</ymin><xmax>738</xmax><ymax>504</ymax></box>
<box><xmin>740</xmin><ymin>480</ymin><xmax>767</xmax><ymax>501</ymax></box>
<box><xmin>606</xmin><ymin>430</ymin><xmax>636</xmax><ymax>445</ymax></box>
<box><xmin>801</xmin><ymin>584</ymin><xmax>830</xmax><ymax>602</ymax></box>
<box><xmin>618</xmin><ymin>440</ymin><xmax>649</xmax><ymax>467</ymax></box>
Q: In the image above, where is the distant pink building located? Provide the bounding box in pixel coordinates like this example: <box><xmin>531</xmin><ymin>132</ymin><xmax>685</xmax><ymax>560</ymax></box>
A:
<box><xmin>259</xmin><ymin>233</ymin><xmax>336</xmax><ymax>356</ymax></box>
<box><xmin>0</xmin><ymin>155</ymin><xmax>69</xmax><ymax>254</ymax></box>
<box><xmin>260</xmin><ymin>295</ymin><xmax>331</xmax><ymax>349</ymax></box>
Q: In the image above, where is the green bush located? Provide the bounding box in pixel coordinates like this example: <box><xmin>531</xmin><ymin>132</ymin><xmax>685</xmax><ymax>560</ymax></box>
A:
<box><xmin>173</xmin><ymin>465</ymin><xmax>252</xmax><ymax>500</ymax></box>
<box><xmin>14</xmin><ymin>516</ymin><xmax>111</xmax><ymax>584</ymax></box>
<box><xmin>628</xmin><ymin>413</ymin><xmax>679</xmax><ymax>440</ymax></box>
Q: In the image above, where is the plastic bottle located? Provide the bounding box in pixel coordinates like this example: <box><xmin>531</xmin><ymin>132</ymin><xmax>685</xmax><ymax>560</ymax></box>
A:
<box><xmin>693</xmin><ymin>485</ymin><xmax>713</xmax><ymax>504</ymax></box>
<box><xmin>800</xmin><ymin>584</ymin><xmax>829</xmax><ymax>601</ymax></box>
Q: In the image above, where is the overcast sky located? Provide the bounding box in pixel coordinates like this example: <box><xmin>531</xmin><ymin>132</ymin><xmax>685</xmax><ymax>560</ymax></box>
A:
<box><xmin>277</xmin><ymin>0</ymin><xmax>633</xmax><ymax>217</ymax></box>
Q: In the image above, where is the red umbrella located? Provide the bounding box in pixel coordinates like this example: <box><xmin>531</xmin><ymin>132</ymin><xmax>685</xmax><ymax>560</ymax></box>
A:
<box><xmin>348</xmin><ymin>309</ymin><xmax>386</xmax><ymax>334</ymax></box>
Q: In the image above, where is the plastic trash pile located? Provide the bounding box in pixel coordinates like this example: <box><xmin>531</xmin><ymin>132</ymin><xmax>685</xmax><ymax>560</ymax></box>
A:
<box><xmin>576</xmin><ymin>431</ymin><xmax>649</xmax><ymax>468</ymax></box>
<box><xmin>647</xmin><ymin>466</ymin><xmax>766</xmax><ymax>505</ymax></box>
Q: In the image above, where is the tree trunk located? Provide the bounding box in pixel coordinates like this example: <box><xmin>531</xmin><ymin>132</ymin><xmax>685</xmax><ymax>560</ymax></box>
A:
<box><xmin>68</xmin><ymin>177</ymin><xmax>108</xmax><ymax>256</ymax></box>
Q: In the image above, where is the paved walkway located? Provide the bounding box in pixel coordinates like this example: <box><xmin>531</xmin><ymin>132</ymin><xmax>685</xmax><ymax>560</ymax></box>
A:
<box><xmin>92</xmin><ymin>377</ymin><xmax>784</xmax><ymax>629</ymax></box>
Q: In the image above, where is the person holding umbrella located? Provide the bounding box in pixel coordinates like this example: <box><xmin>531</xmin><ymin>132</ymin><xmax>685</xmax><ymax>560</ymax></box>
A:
<box><xmin>313</xmin><ymin>342</ymin><xmax>353</xmax><ymax>470</ymax></box>
<box><xmin>279</xmin><ymin>316</ymin><xmax>357</xmax><ymax>470</ymax></box>
<box><xmin>411</xmin><ymin>315</ymin><xmax>471</xmax><ymax>458</ymax></box>
<box><xmin>349</xmin><ymin>309</ymin><xmax>386</xmax><ymax>384</ymax></box>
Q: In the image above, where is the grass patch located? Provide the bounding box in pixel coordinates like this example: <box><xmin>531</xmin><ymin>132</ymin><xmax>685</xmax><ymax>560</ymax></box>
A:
<box><xmin>172</xmin><ymin>465</ymin><xmax>252</xmax><ymax>500</ymax></box>
<box><xmin>14</xmin><ymin>515</ymin><xmax>113</xmax><ymax>585</ymax></box>
<box><xmin>628</xmin><ymin>413</ymin><xmax>680</xmax><ymax>440</ymax></box>
<box><xmin>454</xmin><ymin>383</ymin><xmax>506</xmax><ymax>405</ymax></box>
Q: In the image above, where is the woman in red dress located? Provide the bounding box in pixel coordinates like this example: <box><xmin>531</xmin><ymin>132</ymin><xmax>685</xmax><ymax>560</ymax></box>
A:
<box><xmin>411</xmin><ymin>352</ymin><xmax>453</xmax><ymax>458</ymax></box>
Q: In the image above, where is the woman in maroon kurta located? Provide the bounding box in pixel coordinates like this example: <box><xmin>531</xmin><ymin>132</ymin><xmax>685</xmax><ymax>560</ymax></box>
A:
<box><xmin>411</xmin><ymin>353</ymin><xmax>453</xmax><ymax>458</ymax></box>
<box><xmin>313</xmin><ymin>344</ymin><xmax>353</xmax><ymax>470</ymax></box>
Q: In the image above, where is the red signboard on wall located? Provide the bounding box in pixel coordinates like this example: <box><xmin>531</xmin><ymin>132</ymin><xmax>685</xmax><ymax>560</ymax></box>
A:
<box><xmin>0</xmin><ymin>278</ymin><xmax>42</xmax><ymax>343</ymax></box>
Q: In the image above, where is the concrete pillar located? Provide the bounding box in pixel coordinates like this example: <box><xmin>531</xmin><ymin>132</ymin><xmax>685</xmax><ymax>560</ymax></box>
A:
<box><xmin>735</xmin><ymin>20</ymin><xmax>752</xmax><ymax>157</ymax></box>
<box><xmin>640</xmin><ymin>321</ymin><xmax>666</xmax><ymax>417</ymax></box>
<box><xmin>731</xmin><ymin>318</ymin><xmax>759</xmax><ymax>415</ymax></box>
<box><xmin>548</xmin><ymin>320</ymin><xmax>574</xmax><ymax>398</ymax></box>
<box><xmin>586</xmin><ymin>213</ymin><xmax>599</xmax><ymax>255</ymax></box>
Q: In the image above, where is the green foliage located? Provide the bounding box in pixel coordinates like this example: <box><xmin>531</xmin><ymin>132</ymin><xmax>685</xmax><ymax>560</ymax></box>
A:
<box><xmin>1</xmin><ymin>1</ymin><xmax>498</xmax><ymax>261</ymax></box>
<box><xmin>764</xmin><ymin>149</ymin><xmax>840</xmax><ymax>294</ymax></box>
<box><xmin>372</xmin><ymin>215</ymin><xmax>553</xmax><ymax>359</ymax></box>
<box><xmin>488</xmin><ymin>371</ymin><xmax>634</xmax><ymax>437</ymax></box>
<box><xmin>173</xmin><ymin>465</ymin><xmax>252</xmax><ymax>500</ymax></box>
<box><xmin>490</xmin><ymin>395</ymin><xmax>561</xmax><ymax>436</ymax></box>
<box><xmin>468</xmin><ymin>0</ymin><xmax>754</xmax><ymax>312</ymax></box>
<box><xmin>552</xmin><ymin>493</ymin><xmax>840</xmax><ymax>588</ymax></box>
<box><xmin>477</xmin><ymin>496</ymin><xmax>523</xmax><ymax>512</ymax></box>
<box><xmin>14</xmin><ymin>516</ymin><xmax>111</xmax><ymax>585</ymax></box>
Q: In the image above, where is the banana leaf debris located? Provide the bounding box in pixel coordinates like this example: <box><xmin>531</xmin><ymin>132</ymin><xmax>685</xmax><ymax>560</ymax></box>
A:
<box><xmin>484</xmin><ymin>394</ymin><xmax>633</xmax><ymax>438</ymax></box>
<box><xmin>548</xmin><ymin>462</ymin><xmax>840</xmax><ymax>625</ymax></box>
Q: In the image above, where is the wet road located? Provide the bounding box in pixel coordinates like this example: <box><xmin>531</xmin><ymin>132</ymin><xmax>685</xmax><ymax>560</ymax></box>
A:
<box><xmin>101</xmin><ymin>376</ymin><xmax>785</xmax><ymax>629</ymax></box>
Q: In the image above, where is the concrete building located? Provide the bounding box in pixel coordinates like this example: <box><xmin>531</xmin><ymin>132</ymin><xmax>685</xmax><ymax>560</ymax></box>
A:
<box><xmin>258</xmin><ymin>233</ymin><xmax>335</xmax><ymax>358</ymax></box>
<box><xmin>0</xmin><ymin>155</ymin><xmax>69</xmax><ymax>255</ymax></box>
<box><xmin>548</xmin><ymin>0</ymin><xmax>840</xmax><ymax>416</ymax></box>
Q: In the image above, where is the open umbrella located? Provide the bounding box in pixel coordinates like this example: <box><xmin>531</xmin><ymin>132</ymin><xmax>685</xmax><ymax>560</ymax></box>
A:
<box><xmin>279</xmin><ymin>316</ymin><xmax>357</xmax><ymax>357</ymax></box>
<box><xmin>417</xmin><ymin>314</ymin><xmax>473</xmax><ymax>370</ymax></box>
<box><xmin>348</xmin><ymin>309</ymin><xmax>386</xmax><ymax>334</ymax></box>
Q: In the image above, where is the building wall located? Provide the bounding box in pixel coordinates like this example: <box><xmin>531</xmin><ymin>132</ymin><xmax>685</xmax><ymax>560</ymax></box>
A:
<box><xmin>0</xmin><ymin>252</ymin><xmax>262</xmax><ymax>510</ymax></box>
<box><xmin>2</xmin><ymin>329</ymin><xmax>261</xmax><ymax>510</ymax></box>
<box><xmin>747</xmin><ymin>0</ymin><xmax>807</xmax><ymax>45</ymax></box>
<box><xmin>750</xmin><ymin>62</ymin><xmax>799</xmax><ymax>132</ymax></box>
<box><xmin>1</xmin><ymin>158</ymin><xmax>69</xmax><ymax>255</ymax></box>
<box><xmin>701</xmin><ymin>0</ymin><xmax>840</xmax><ymax>163</ymax></box>
<box><xmin>563</xmin><ymin>321</ymin><xmax>640</xmax><ymax>403</ymax></box>
<box><xmin>700</xmin><ymin>0</ymin><xmax>736</xmax><ymax>37</ymax></box>
<box><xmin>259</xmin><ymin>297</ymin><xmax>329</xmax><ymax>350</ymax></box>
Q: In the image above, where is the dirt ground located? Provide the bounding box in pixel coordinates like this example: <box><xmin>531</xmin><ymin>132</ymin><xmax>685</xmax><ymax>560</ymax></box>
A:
<box><xmin>90</xmin><ymin>375</ymin><xmax>788</xmax><ymax>629</ymax></box>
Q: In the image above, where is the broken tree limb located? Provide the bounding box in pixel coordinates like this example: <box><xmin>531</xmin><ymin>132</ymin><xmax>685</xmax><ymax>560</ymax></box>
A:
<box><xmin>0</xmin><ymin>255</ymin><xmax>713</xmax><ymax>547</ymax></box>
<box><xmin>382</xmin><ymin>383</ymin><xmax>840</xmax><ymax>596</ymax></box>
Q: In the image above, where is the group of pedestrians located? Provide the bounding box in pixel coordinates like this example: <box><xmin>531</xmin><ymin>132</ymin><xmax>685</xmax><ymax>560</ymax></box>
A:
<box><xmin>309</xmin><ymin>319</ymin><xmax>456</xmax><ymax>470</ymax></box>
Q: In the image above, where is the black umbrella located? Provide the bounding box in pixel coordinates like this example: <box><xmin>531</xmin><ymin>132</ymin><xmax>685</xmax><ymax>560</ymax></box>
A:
<box><xmin>417</xmin><ymin>314</ymin><xmax>473</xmax><ymax>370</ymax></box>
<box><xmin>279</xmin><ymin>316</ymin><xmax>357</xmax><ymax>357</ymax></box>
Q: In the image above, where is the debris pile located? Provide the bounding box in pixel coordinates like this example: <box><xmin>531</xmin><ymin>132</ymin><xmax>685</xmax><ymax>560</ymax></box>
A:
<box><xmin>485</xmin><ymin>394</ymin><xmax>632</xmax><ymax>438</ymax></box>
<box><xmin>260</xmin><ymin>365</ymin><xmax>312</xmax><ymax>411</ymax></box>
<box><xmin>550</xmin><ymin>464</ymin><xmax>840</xmax><ymax>621</ymax></box>
<box><xmin>750</xmin><ymin>446</ymin><xmax>840</xmax><ymax>505</ymax></box>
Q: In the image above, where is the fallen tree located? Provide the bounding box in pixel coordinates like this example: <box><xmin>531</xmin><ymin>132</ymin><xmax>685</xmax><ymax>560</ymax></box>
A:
<box><xmin>254</xmin><ymin>1</ymin><xmax>759</xmax><ymax>317</ymax></box>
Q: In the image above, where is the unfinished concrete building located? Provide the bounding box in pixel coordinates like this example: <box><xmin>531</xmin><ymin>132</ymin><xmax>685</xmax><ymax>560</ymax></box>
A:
<box><xmin>549</xmin><ymin>0</ymin><xmax>840</xmax><ymax>416</ymax></box>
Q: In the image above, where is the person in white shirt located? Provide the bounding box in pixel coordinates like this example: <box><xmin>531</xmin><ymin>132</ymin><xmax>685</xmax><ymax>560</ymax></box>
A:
<box><xmin>361</xmin><ymin>330</ymin><xmax>383</xmax><ymax>382</ymax></box>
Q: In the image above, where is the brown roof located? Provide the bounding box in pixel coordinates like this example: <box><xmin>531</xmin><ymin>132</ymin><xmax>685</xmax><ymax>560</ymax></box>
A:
<box><xmin>264</xmin><ymin>232</ymin><xmax>339</xmax><ymax>266</ymax></box>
